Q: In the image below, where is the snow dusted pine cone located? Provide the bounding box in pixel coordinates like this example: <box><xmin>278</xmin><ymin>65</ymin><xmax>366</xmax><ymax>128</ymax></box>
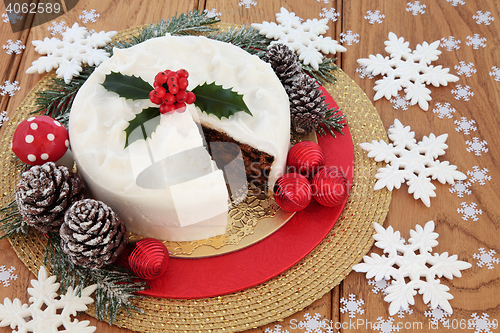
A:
<box><xmin>288</xmin><ymin>74</ymin><xmax>329</xmax><ymax>134</ymax></box>
<box><xmin>60</xmin><ymin>199</ymin><xmax>127</xmax><ymax>269</ymax></box>
<box><xmin>15</xmin><ymin>162</ymin><xmax>85</xmax><ymax>233</ymax></box>
<box><xmin>262</xmin><ymin>43</ymin><xmax>303</xmax><ymax>92</ymax></box>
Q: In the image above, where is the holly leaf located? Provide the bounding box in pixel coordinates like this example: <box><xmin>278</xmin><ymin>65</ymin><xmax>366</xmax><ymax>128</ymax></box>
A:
<box><xmin>124</xmin><ymin>107</ymin><xmax>161</xmax><ymax>148</ymax></box>
<box><xmin>192</xmin><ymin>82</ymin><xmax>252</xmax><ymax>119</ymax></box>
<box><xmin>102</xmin><ymin>71</ymin><xmax>153</xmax><ymax>100</ymax></box>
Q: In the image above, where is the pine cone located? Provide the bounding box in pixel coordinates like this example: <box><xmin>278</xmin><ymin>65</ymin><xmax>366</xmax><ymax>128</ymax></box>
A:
<box><xmin>289</xmin><ymin>74</ymin><xmax>328</xmax><ymax>134</ymax></box>
<box><xmin>60</xmin><ymin>199</ymin><xmax>126</xmax><ymax>269</ymax></box>
<box><xmin>16</xmin><ymin>162</ymin><xmax>85</xmax><ymax>233</ymax></box>
<box><xmin>262</xmin><ymin>43</ymin><xmax>303</xmax><ymax>91</ymax></box>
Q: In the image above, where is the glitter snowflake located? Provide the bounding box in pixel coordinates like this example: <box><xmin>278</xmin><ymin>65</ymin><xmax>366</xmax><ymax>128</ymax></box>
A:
<box><xmin>3</xmin><ymin>39</ymin><xmax>25</xmax><ymax>55</ymax></box>
<box><xmin>424</xmin><ymin>304</ymin><xmax>451</xmax><ymax>328</ymax></box>
<box><xmin>474</xmin><ymin>248</ymin><xmax>499</xmax><ymax>270</ymax></box>
<box><xmin>473</xmin><ymin>11</ymin><xmax>494</xmax><ymax>25</ymax></box>
<box><xmin>340</xmin><ymin>294</ymin><xmax>365</xmax><ymax>318</ymax></box>
<box><xmin>440</xmin><ymin>36</ymin><xmax>461</xmax><ymax>51</ymax></box>
<box><xmin>48</xmin><ymin>20</ymin><xmax>68</xmax><ymax>36</ymax></box>
<box><xmin>446</xmin><ymin>0</ymin><xmax>465</xmax><ymax>5</ymax></box>
<box><xmin>390</xmin><ymin>94</ymin><xmax>410</xmax><ymax>110</ymax></box>
<box><xmin>455</xmin><ymin>117</ymin><xmax>477</xmax><ymax>135</ymax></box>
<box><xmin>455</xmin><ymin>61</ymin><xmax>476</xmax><ymax>77</ymax></box>
<box><xmin>449</xmin><ymin>180</ymin><xmax>471</xmax><ymax>197</ymax></box>
<box><xmin>265</xmin><ymin>324</ymin><xmax>290</xmax><ymax>333</ymax></box>
<box><xmin>203</xmin><ymin>8</ymin><xmax>221</xmax><ymax>19</ymax></box>
<box><xmin>360</xmin><ymin>119</ymin><xmax>466</xmax><ymax>207</ymax></box>
<box><xmin>26</xmin><ymin>23</ymin><xmax>116</xmax><ymax>84</ymax></box>
<box><xmin>432</xmin><ymin>102</ymin><xmax>456</xmax><ymax>119</ymax></box>
<box><xmin>469</xmin><ymin>313</ymin><xmax>496</xmax><ymax>333</ymax></box>
<box><xmin>396</xmin><ymin>306</ymin><xmax>413</xmax><ymax>318</ymax></box>
<box><xmin>373</xmin><ymin>317</ymin><xmax>401</xmax><ymax>333</ymax></box>
<box><xmin>252</xmin><ymin>7</ymin><xmax>346</xmax><ymax>70</ymax></box>
<box><xmin>353</xmin><ymin>221</ymin><xmax>472</xmax><ymax>316</ymax></box>
<box><xmin>79</xmin><ymin>9</ymin><xmax>100</xmax><ymax>23</ymax></box>
<box><xmin>297</xmin><ymin>313</ymin><xmax>329</xmax><ymax>333</ymax></box>
<box><xmin>0</xmin><ymin>266</ymin><xmax>97</xmax><ymax>332</ymax></box>
<box><xmin>340</xmin><ymin>30</ymin><xmax>359</xmax><ymax>45</ymax></box>
<box><xmin>457</xmin><ymin>202</ymin><xmax>483</xmax><ymax>221</ymax></box>
<box><xmin>365</xmin><ymin>10</ymin><xmax>385</xmax><ymax>24</ymax></box>
<box><xmin>369</xmin><ymin>277</ymin><xmax>390</xmax><ymax>294</ymax></box>
<box><xmin>406</xmin><ymin>1</ymin><xmax>426</xmax><ymax>15</ymax></box>
<box><xmin>0</xmin><ymin>111</ymin><xmax>8</xmax><ymax>128</ymax></box>
<box><xmin>2</xmin><ymin>12</ymin><xmax>23</xmax><ymax>24</ymax></box>
<box><xmin>467</xmin><ymin>166</ymin><xmax>491</xmax><ymax>185</ymax></box>
<box><xmin>466</xmin><ymin>34</ymin><xmax>487</xmax><ymax>49</ymax></box>
<box><xmin>489</xmin><ymin>66</ymin><xmax>500</xmax><ymax>81</ymax></box>
<box><xmin>451</xmin><ymin>84</ymin><xmax>474</xmax><ymax>101</ymax></box>
<box><xmin>0</xmin><ymin>265</ymin><xmax>17</xmax><ymax>287</ymax></box>
<box><xmin>319</xmin><ymin>8</ymin><xmax>339</xmax><ymax>22</ymax></box>
<box><xmin>358</xmin><ymin>32</ymin><xmax>458</xmax><ymax>111</ymax></box>
<box><xmin>238</xmin><ymin>0</ymin><xmax>257</xmax><ymax>9</ymax></box>
<box><xmin>466</xmin><ymin>138</ymin><xmax>488</xmax><ymax>156</ymax></box>
<box><xmin>356</xmin><ymin>65</ymin><xmax>374</xmax><ymax>79</ymax></box>
<box><xmin>0</xmin><ymin>80</ymin><xmax>20</xmax><ymax>96</ymax></box>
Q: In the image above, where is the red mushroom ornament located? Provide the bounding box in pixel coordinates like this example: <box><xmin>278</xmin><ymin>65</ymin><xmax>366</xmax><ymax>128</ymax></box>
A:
<box><xmin>11</xmin><ymin>116</ymin><xmax>69</xmax><ymax>166</ymax></box>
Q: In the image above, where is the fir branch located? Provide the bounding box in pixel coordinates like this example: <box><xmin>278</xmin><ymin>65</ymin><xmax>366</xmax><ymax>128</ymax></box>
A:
<box><xmin>0</xmin><ymin>199</ymin><xmax>28</xmax><ymax>241</ymax></box>
<box><xmin>302</xmin><ymin>58</ymin><xmax>338</xmax><ymax>86</ymax></box>
<box><xmin>316</xmin><ymin>105</ymin><xmax>346</xmax><ymax>138</ymax></box>
<box><xmin>207</xmin><ymin>26</ymin><xmax>271</xmax><ymax>55</ymax></box>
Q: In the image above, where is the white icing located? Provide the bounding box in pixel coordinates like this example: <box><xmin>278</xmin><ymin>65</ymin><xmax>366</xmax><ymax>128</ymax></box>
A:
<box><xmin>69</xmin><ymin>35</ymin><xmax>290</xmax><ymax>241</ymax></box>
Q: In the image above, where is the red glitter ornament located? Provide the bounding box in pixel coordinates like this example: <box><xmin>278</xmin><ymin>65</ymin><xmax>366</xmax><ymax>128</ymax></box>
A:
<box><xmin>273</xmin><ymin>173</ymin><xmax>312</xmax><ymax>212</ymax></box>
<box><xmin>312</xmin><ymin>167</ymin><xmax>349</xmax><ymax>207</ymax></box>
<box><xmin>128</xmin><ymin>238</ymin><xmax>170</xmax><ymax>280</ymax></box>
<box><xmin>287</xmin><ymin>141</ymin><xmax>325</xmax><ymax>177</ymax></box>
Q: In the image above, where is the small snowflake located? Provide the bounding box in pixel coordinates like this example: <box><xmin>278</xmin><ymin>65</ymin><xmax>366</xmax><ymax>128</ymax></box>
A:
<box><xmin>449</xmin><ymin>180</ymin><xmax>471</xmax><ymax>197</ymax></box>
<box><xmin>48</xmin><ymin>21</ymin><xmax>68</xmax><ymax>36</ymax></box>
<box><xmin>469</xmin><ymin>313</ymin><xmax>496</xmax><ymax>333</ymax></box>
<box><xmin>2</xmin><ymin>39</ymin><xmax>25</xmax><ymax>55</ymax></box>
<box><xmin>466</xmin><ymin>138</ymin><xmax>488</xmax><ymax>156</ymax></box>
<box><xmin>457</xmin><ymin>202</ymin><xmax>483</xmax><ymax>221</ymax></box>
<box><xmin>455</xmin><ymin>117</ymin><xmax>477</xmax><ymax>135</ymax></box>
<box><xmin>451</xmin><ymin>84</ymin><xmax>474</xmax><ymax>101</ymax></box>
<box><xmin>265</xmin><ymin>324</ymin><xmax>290</xmax><ymax>333</ymax></box>
<box><xmin>467</xmin><ymin>166</ymin><xmax>491</xmax><ymax>185</ymax></box>
<box><xmin>0</xmin><ymin>80</ymin><xmax>20</xmax><ymax>96</ymax></box>
<box><xmin>489</xmin><ymin>66</ymin><xmax>500</xmax><ymax>81</ymax></box>
<box><xmin>424</xmin><ymin>304</ymin><xmax>451</xmax><ymax>328</ymax></box>
<box><xmin>373</xmin><ymin>317</ymin><xmax>401</xmax><ymax>333</ymax></box>
<box><xmin>440</xmin><ymin>36</ymin><xmax>461</xmax><ymax>51</ymax></box>
<box><xmin>2</xmin><ymin>12</ymin><xmax>23</xmax><ymax>24</ymax></box>
<box><xmin>466</xmin><ymin>34</ymin><xmax>487</xmax><ymax>49</ymax></box>
<box><xmin>203</xmin><ymin>8</ymin><xmax>221</xmax><ymax>19</ymax></box>
<box><xmin>368</xmin><ymin>277</ymin><xmax>390</xmax><ymax>294</ymax></box>
<box><xmin>365</xmin><ymin>10</ymin><xmax>385</xmax><ymax>24</ymax></box>
<box><xmin>356</xmin><ymin>65</ymin><xmax>374</xmax><ymax>79</ymax></box>
<box><xmin>474</xmin><ymin>248</ymin><xmax>499</xmax><ymax>269</ymax></box>
<box><xmin>446</xmin><ymin>0</ymin><xmax>465</xmax><ymax>5</ymax></box>
<box><xmin>340</xmin><ymin>30</ymin><xmax>359</xmax><ymax>45</ymax></box>
<box><xmin>432</xmin><ymin>102</ymin><xmax>455</xmax><ymax>119</ymax></box>
<box><xmin>297</xmin><ymin>313</ymin><xmax>329</xmax><ymax>333</ymax></box>
<box><xmin>340</xmin><ymin>294</ymin><xmax>365</xmax><ymax>318</ymax></box>
<box><xmin>0</xmin><ymin>265</ymin><xmax>17</xmax><ymax>287</ymax></box>
<box><xmin>316</xmin><ymin>0</ymin><xmax>330</xmax><ymax>3</ymax></box>
<box><xmin>455</xmin><ymin>61</ymin><xmax>476</xmax><ymax>77</ymax></box>
<box><xmin>319</xmin><ymin>8</ymin><xmax>340</xmax><ymax>22</ymax></box>
<box><xmin>0</xmin><ymin>111</ymin><xmax>8</xmax><ymax>128</ymax></box>
<box><xmin>390</xmin><ymin>94</ymin><xmax>410</xmax><ymax>110</ymax></box>
<box><xmin>396</xmin><ymin>306</ymin><xmax>413</xmax><ymax>318</ymax></box>
<box><xmin>79</xmin><ymin>9</ymin><xmax>100</xmax><ymax>23</ymax></box>
<box><xmin>473</xmin><ymin>11</ymin><xmax>494</xmax><ymax>25</ymax></box>
<box><xmin>406</xmin><ymin>1</ymin><xmax>426</xmax><ymax>15</ymax></box>
<box><xmin>238</xmin><ymin>0</ymin><xmax>257</xmax><ymax>9</ymax></box>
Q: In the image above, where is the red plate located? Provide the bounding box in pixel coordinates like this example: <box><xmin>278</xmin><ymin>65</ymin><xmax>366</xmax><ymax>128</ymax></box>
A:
<box><xmin>139</xmin><ymin>87</ymin><xmax>354</xmax><ymax>299</ymax></box>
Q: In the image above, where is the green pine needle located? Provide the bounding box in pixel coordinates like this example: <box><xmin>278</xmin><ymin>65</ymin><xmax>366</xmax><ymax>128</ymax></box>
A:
<box><xmin>316</xmin><ymin>106</ymin><xmax>346</xmax><ymax>137</ymax></box>
<box><xmin>207</xmin><ymin>26</ymin><xmax>271</xmax><ymax>55</ymax></box>
<box><xmin>0</xmin><ymin>199</ymin><xmax>28</xmax><ymax>241</ymax></box>
<box><xmin>302</xmin><ymin>58</ymin><xmax>338</xmax><ymax>86</ymax></box>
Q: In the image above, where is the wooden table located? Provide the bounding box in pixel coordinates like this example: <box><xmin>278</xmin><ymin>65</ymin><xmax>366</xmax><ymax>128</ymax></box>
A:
<box><xmin>1</xmin><ymin>0</ymin><xmax>499</xmax><ymax>332</ymax></box>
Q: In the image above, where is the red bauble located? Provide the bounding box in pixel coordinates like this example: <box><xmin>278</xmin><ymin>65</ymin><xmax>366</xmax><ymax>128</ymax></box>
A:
<box><xmin>312</xmin><ymin>167</ymin><xmax>349</xmax><ymax>207</ymax></box>
<box><xmin>273</xmin><ymin>173</ymin><xmax>312</xmax><ymax>212</ymax></box>
<box><xmin>128</xmin><ymin>238</ymin><xmax>170</xmax><ymax>280</ymax></box>
<box><xmin>287</xmin><ymin>141</ymin><xmax>325</xmax><ymax>177</ymax></box>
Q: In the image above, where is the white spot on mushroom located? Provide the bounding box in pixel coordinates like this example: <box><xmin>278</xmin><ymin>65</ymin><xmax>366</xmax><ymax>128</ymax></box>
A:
<box><xmin>41</xmin><ymin>153</ymin><xmax>49</xmax><ymax>160</ymax></box>
<box><xmin>28</xmin><ymin>154</ymin><xmax>36</xmax><ymax>162</ymax></box>
<box><xmin>65</xmin><ymin>139</ymin><xmax>69</xmax><ymax>147</ymax></box>
<box><xmin>54</xmin><ymin>120</ymin><xmax>62</xmax><ymax>127</ymax></box>
<box><xmin>30</xmin><ymin>123</ymin><xmax>38</xmax><ymax>130</ymax></box>
<box><xmin>47</xmin><ymin>133</ymin><xmax>55</xmax><ymax>141</ymax></box>
<box><xmin>27</xmin><ymin>117</ymin><xmax>35</xmax><ymax>121</ymax></box>
<box><xmin>25</xmin><ymin>135</ymin><xmax>34</xmax><ymax>143</ymax></box>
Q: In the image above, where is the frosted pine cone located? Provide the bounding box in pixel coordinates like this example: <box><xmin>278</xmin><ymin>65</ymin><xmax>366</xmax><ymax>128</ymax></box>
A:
<box><xmin>15</xmin><ymin>162</ymin><xmax>84</xmax><ymax>233</ymax></box>
<box><xmin>289</xmin><ymin>74</ymin><xmax>328</xmax><ymax>134</ymax></box>
<box><xmin>60</xmin><ymin>199</ymin><xmax>126</xmax><ymax>269</ymax></box>
<box><xmin>262</xmin><ymin>43</ymin><xmax>303</xmax><ymax>91</ymax></box>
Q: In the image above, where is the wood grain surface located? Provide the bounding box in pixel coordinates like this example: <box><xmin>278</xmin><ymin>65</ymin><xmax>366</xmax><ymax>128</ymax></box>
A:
<box><xmin>1</xmin><ymin>0</ymin><xmax>499</xmax><ymax>332</ymax></box>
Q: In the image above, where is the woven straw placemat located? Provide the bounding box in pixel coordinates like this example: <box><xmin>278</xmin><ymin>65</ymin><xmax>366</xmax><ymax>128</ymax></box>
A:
<box><xmin>0</xmin><ymin>25</ymin><xmax>391</xmax><ymax>332</ymax></box>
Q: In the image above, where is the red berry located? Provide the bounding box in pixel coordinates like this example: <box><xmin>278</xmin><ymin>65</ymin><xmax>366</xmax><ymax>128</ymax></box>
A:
<box><xmin>166</xmin><ymin>71</ymin><xmax>179</xmax><ymax>80</ymax></box>
<box><xmin>155</xmin><ymin>72</ymin><xmax>168</xmax><ymax>85</ymax></box>
<box><xmin>186</xmin><ymin>91</ymin><xmax>196</xmax><ymax>104</ymax></box>
<box><xmin>163</xmin><ymin>92</ymin><xmax>176</xmax><ymax>105</ymax></box>
<box><xmin>168</xmin><ymin>83</ymin><xmax>179</xmax><ymax>94</ymax></box>
<box><xmin>175</xmin><ymin>90</ymin><xmax>188</xmax><ymax>103</ymax></box>
<box><xmin>178</xmin><ymin>77</ymin><xmax>188</xmax><ymax>90</ymax></box>
<box><xmin>174</xmin><ymin>102</ymin><xmax>186</xmax><ymax>113</ymax></box>
<box><xmin>176</xmin><ymin>69</ymin><xmax>189</xmax><ymax>78</ymax></box>
<box><xmin>153</xmin><ymin>86</ymin><xmax>166</xmax><ymax>99</ymax></box>
<box><xmin>159</xmin><ymin>103</ymin><xmax>176</xmax><ymax>114</ymax></box>
<box><xmin>149</xmin><ymin>91</ymin><xmax>163</xmax><ymax>105</ymax></box>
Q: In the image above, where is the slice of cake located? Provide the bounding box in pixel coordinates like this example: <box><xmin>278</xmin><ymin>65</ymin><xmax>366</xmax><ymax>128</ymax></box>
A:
<box><xmin>69</xmin><ymin>34</ymin><xmax>290</xmax><ymax>242</ymax></box>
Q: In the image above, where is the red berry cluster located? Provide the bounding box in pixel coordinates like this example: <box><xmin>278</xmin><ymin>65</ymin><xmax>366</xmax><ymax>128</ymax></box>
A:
<box><xmin>149</xmin><ymin>69</ymin><xmax>196</xmax><ymax>114</ymax></box>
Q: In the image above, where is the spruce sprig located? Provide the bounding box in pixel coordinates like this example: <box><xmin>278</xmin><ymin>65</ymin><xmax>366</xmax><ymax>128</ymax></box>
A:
<box><xmin>316</xmin><ymin>105</ymin><xmax>346</xmax><ymax>137</ymax></box>
<box><xmin>302</xmin><ymin>58</ymin><xmax>339</xmax><ymax>86</ymax></box>
<box><xmin>207</xmin><ymin>26</ymin><xmax>271</xmax><ymax>55</ymax></box>
<box><xmin>0</xmin><ymin>199</ymin><xmax>28</xmax><ymax>241</ymax></box>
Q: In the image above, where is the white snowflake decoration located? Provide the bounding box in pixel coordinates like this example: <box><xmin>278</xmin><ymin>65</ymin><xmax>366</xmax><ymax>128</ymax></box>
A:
<box><xmin>474</xmin><ymin>248</ymin><xmax>499</xmax><ymax>269</ymax></box>
<box><xmin>489</xmin><ymin>66</ymin><xmax>500</xmax><ymax>81</ymax></box>
<box><xmin>473</xmin><ymin>11</ymin><xmax>494</xmax><ymax>25</ymax></box>
<box><xmin>48</xmin><ymin>21</ymin><xmax>68</xmax><ymax>36</ymax></box>
<box><xmin>446</xmin><ymin>0</ymin><xmax>465</xmax><ymax>5</ymax></box>
<box><xmin>203</xmin><ymin>8</ymin><xmax>221</xmax><ymax>19</ymax></box>
<box><xmin>457</xmin><ymin>202</ymin><xmax>483</xmax><ymax>221</ymax></box>
<box><xmin>455</xmin><ymin>61</ymin><xmax>476</xmax><ymax>77</ymax></box>
<box><xmin>2</xmin><ymin>39</ymin><xmax>25</xmax><ymax>55</ymax></box>
<box><xmin>353</xmin><ymin>221</ymin><xmax>472</xmax><ymax>316</ymax></box>
<box><xmin>0</xmin><ymin>266</ymin><xmax>97</xmax><ymax>333</ymax></box>
<box><xmin>26</xmin><ymin>23</ymin><xmax>117</xmax><ymax>84</ymax></box>
<box><xmin>2</xmin><ymin>12</ymin><xmax>23</xmax><ymax>24</ymax></box>
<box><xmin>0</xmin><ymin>266</ymin><xmax>17</xmax><ymax>287</ymax></box>
<box><xmin>451</xmin><ymin>84</ymin><xmax>474</xmax><ymax>101</ymax></box>
<box><xmin>424</xmin><ymin>304</ymin><xmax>451</xmax><ymax>328</ymax></box>
<box><xmin>238</xmin><ymin>0</ymin><xmax>257</xmax><ymax>9</ymax></box>
<box><xmin>406</xmin><ymin>1</ymin><xmax>426</xmax><ymax>15</ymax></box>
<box><xmin>360</xmin><ymin>119</ymin><xmax>466</xmax><ymax>207</ymax></box>
<box><xmin>469</xmin><ymin>313</ymin><xmax>496</xmax><ymax>333</ymax></box>
<box><xmin>396</xmin><ymin>306</ymin><xmax>413</xmax><ymax>318</ymax></box>
<box><xmin>317</xmin><ymin>0</ymin><xmax>330</xmax><ymax>3</ymax></box>
<box><xmin>466</xmin><ymin>138</ymin><xmax>488</xmax><ymax>156</ymax></box>
<box><xmin>454</xmin><ymin>117</ymin><xmax>477</xmax><ymax>135</ymax></box>
<box><xmin>0</xmin><ymin>111</ymin><xmax>9</xmax><ymax>128</ymax></box>
<box><xmin>440</xmin><ymin>36</ymin><xmax>461</xmax><ymax>51</ymax></box>
<box><xmin>356</xmin><ymin>65</ymin><xmax>374</xmax><ymax>79</ymax></box>
<box><xmin>368</xmin><ymin>277</ymin><xmax>390</xmax><ymax>294</ymax></box>
<box><xmin>0</xmin><ymin>80</ymin><xmax>20</xmax><ymax>96</ymax></box>
<box><xmin>432</xmin><ymin>102</ymin><xmax>455</xmax><ymax>119</ymax></box>
<box><xmin>340</xmin><ymin>294</ymin><xmax>365</xmax><ymax>318</ymax></box>
<box><xmin>340</xmin><ymin>30</ymin><xmax>359</xmax><ymax>46</ymax></box>
<box><xmin>79</xmin><ymin>9</ymin><xmax>100</xmax><ymax>23</ymax></box>
<box><xmin>390</xmin><ymin>94</ymin><xmax>410</xmax><ymax>110</ymax></box>
<box><xmin>466</xmin><ymin>34</ymin><xmax>487</xmax><ymax>49</ymax></box>
<box><xmin>358</xmin><ymin>32</ymin><xmax>459</xmax><ymax>111</ymax></box>
<box><xmin>319</xmin><ymin>8</ymin><xmax>339</xmax><ymax>22</ymax></box>
<box><xmin>265</xmin><ymin>324</ymin><xmax>289</xmax><ymax>333</ymax></box>
<box><xmin>467</xmin><ymin>166</ymin><xmax>491</xmax><ymax>185</ymax></box>
<box><xmin>373</xmin><ymin>317</ymin><xmax>401</xmax><ymax>333</ymax></box>
<box><xmin>449</xmin><ymin>180</ymin><xmax>471</xmax><ymax>197</ymax></box>
<box><xmin>251</xmin><ymin>7</ymin><xmax>346</xmax><ymax>70</ymax></box>
<box><xmin>365</xmin><ymin>10</ymin><xmax>385</xmax><ymax>24</ymax></box>
<box><xmin>297</xmin><ymin>313</ymin><xmax>329</xmax><ymax>333</ymax></box>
